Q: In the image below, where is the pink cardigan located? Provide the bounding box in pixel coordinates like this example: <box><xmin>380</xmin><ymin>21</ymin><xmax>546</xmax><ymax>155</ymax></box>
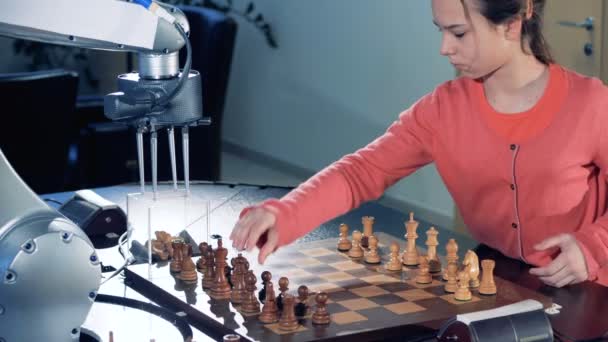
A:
<box><xmin>253</xmin><ymin>67</ymin><xmax>608</xmax><ymax>286</ymax></box>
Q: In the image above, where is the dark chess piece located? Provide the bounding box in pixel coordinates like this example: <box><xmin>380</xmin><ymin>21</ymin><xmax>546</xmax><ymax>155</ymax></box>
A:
<box><xmin>258</xmin><ymin>271</ymin><xmax>271</xmax><ymax>303</ymax></box>
<box><xmin>225</xmin><ymin>263</ymin><xmax>233</xmax><ymax>288</ymax></box>
<box><xmin>170</xmin><ymin>239</ymin><xmax>184</xmax><ymax>273</ymax></box>
<box><xmin>240</xmin><ymin>271</ymin><xmax>260</xmax><ymax>314</ymax></box>
<box><xmin>312</xmin><ymin>292</ymin><xmax>330</xmax><ymax>325</ymax></box>
<box><xmin>196</xmin><ymin>242</ymin><xmax>209</xmax><ymax>273</ymax></box>
<box><xmin>202</xmin><ymin>247</ymin><xmax>215</xmax><ymax>289</ymax></box>
<box><xmin>210</xmin><ymin>239</ymin><xmax>232</xmax><ymax>299</ymax></box>
<box><xmin>295</xmin><ymin>285</ymin><xmax>309</xmax><ymax>317</ymax></box>
<box><xmin>230</xmin><ymin>256</ymin><xmax>245</xmax><ymax>304</ymax></box>
<box><xmin>276</xmin><ymin>276</ymin><xmax>289</xmax><ymax>311</ymax></box>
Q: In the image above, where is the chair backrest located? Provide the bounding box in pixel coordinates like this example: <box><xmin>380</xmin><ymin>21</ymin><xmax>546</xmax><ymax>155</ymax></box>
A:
<box><xmin>0</xmin><ymin>69</ymin><xmax>79</xmax><ymax>194</ymax></box>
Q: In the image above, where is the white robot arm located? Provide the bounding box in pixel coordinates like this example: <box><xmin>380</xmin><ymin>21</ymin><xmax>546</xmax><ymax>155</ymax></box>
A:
<box><xmin>0</xmin><ymin>1</ymin><xmax>204</xmax><ymax>340</ymax></box>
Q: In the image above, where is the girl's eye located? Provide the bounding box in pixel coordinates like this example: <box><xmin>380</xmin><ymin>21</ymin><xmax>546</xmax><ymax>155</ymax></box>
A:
<box><xmin>454</xmin><ymin>32</ymin><xmax>466</xmax><ymax>38</ymax></box>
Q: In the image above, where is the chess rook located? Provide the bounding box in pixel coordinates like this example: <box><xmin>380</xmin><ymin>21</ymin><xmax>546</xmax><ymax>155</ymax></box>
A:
<box><xmin>479</xmin><ymin>259</ymin><xmax>497</xmax><ymax>295</ymax></box>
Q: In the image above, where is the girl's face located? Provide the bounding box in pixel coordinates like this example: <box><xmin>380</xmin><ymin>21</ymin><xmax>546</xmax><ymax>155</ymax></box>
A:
<box><xmin>431</xmin><ymin>0</ymin><xmax>522</xmax><ymax>79</ymax></box>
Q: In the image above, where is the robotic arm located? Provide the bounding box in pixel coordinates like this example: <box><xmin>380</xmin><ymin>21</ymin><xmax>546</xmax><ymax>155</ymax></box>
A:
<box><xmin>0</xmin><ymin>1</ymin><xmax>206</xmax><ymax>340</ymax></box>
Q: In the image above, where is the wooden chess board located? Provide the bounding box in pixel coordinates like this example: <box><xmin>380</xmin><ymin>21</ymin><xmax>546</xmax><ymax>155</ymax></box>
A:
<box><xmin>124</xmin><ymin>232</ymin><xmax>553</xmax><ymax>341</ymax></box>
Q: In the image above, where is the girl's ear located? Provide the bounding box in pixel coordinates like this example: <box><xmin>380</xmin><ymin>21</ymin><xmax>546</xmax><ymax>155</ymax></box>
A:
<box><xmin>503</xmin><ymin>17</ymin><xmax>524</xmax><ymax>41</ymax></box>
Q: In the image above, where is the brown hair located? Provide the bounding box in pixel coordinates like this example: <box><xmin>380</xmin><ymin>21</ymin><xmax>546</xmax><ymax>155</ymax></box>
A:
<box><xmin>462</xmin><ymin>0</ymin><xmax>554</xmax><ymax>65</ymax></box>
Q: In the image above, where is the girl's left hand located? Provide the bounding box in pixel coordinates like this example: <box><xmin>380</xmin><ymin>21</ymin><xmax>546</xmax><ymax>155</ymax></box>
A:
<box><xmin>529</xmin><ymin>234</ymin><xmax>588</xmax><ymax>288</ymax></box>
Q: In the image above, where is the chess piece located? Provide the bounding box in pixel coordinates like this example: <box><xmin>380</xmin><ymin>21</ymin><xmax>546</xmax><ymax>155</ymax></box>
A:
<box><xmin>385</xmin><ymin>241</ymin><xmax>403</xmax><ymax>272</ymax></box>
<box><xmin>230</xmin><ymin>256</ymin><xmax>246</xmax><ymax>304</ymax></box>
<box><xmin>279</xmin><ymin>294</ymin><xmax>299</xmax><ymax>331</ymax></box>
<box><xmin>240</xmin><ymin>271</ymin><xmax>261</xmax><ymax>314</ymax></box>
<box><xmin>202</xmin><ymin>247</ymin><xmax>215</xmax><ymax>289</ymax></box>
<box><xmin>416</xmin><ymin>256</ymin><xmax>432</xmax><ymax>284</ymax></box>
<box><xmin>295</xmin><ymin>285</ymin><xmax>309</xmax><ymax>317</ymax></box>
<box><xmin>361</xmin><ymin>216</ymin><xmax>374</xmax><ymax>248</ymax></box>
<box><xmin>312</xmin><ymin>292</ymin><xmax>330</xmax><ymax>325</ymax></box>
<box><xmin>402</xmin><ymin>212</ymin><xmax>420</xmax><ymax>266</ymax></box>
<box><xmin>258</xmin><ymin>271</ymin><xmax>271</xmax><ymax>303</ymax></box>
<box><xmin>444</xmin><ymin>262</ymin><xmax>458</xmax><ymax>293</ymax></box>
<box><xmin>276</xmin><ymin>276</ymin><xmax>289</xmax><ymax>311</ymax></box>
<box><xmin>179</xmin><ymin>244</ymin><xmax>198</xmax><ymax>283</ymax></box>
<box><xmin>210</xmin><ymin>239</ymin><xmax>232</xmax><ymax>299</ymax></box>
<box><xmin>170</xmin><ymin>239</ymin><xmax>184</xmax><ymax>273</ymax></box>
<box><xmin>455</xmin><ymin>270</ymin><xmax>472</xmax><ymax>301</ymax></box>
<box><xmin>259</xmin><ymin>282</ymin><xmax>279</xmax><ymax>323</ymax></box>
<box><xmin>426</xmin><ymin>227</ymin><xmax>442</xmax><ymax>273</ymax></box>
<box><xmin>337</xmin><ymin>223</ymin><xmax>352</xmax><ymax>252</ymax></box>
<box><xmin>348</xmin><ymin>230</ymin><xmax>364</xmax><ymax>258</ymax></box>
<box><xmin>156</xmin><ymin>231</ymin><xmax>174</xmax><ymax>258</ymax></box>
<box><xmin>364</xmin><ymin>235</ymin><xmax>381</xmax><ymax>264</ymax></box>
<box><xmin>478</xmin><ymin>259</ymin><xmax>497</xmax><ymax>295</ymax></box>
<box><xmin>149</xmin><ymin>239</ymin><xmax>169</xmax><ymax>261</ymax></box>
<box><xmin>196</xmin><ymin>242</ymin><xmax>209</xmax><ymax>273</ymax></box>
<box><xmin>443</xmin><ymin>239</ymin><xmax>459</xmax><ymax>280</ymax></box>
<box><xmin>463</xmin><ymin>250</ymin><xmax>480</xmax><ymax>288</ymax></box>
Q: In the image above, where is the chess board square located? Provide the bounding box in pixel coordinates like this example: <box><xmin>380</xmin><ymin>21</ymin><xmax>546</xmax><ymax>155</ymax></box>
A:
<box><xmin>376</xmin><ymin>282</ymin><xmax>415</xmax><ymax>292</ymax></box>
<box><xmin>338</xmin><ymin>298</ymin><xmax>380</xmax><ymax>311</ymax></box>
<box><xmin>367</xmin><ymin>294</ymin><xmax>407</xmax><ymax>306</ymax></box>
<box><xmin>320</xmin><ymin>272</ymin><xmax>355</xmax><ymax>282</ymax></box>
<box><xmin>309</xmin><ymin>282</ymin><xmax>345</xmax><ymax>293</ymax></box>
<box><xmin>384</xmin><ymin>301</ymin><xmax>427</xmax><ymax>315</ymax></box>
<box><xmin>282</xmin><ymin>268</ymin><xmax>313</xmax><ymax>279</ymax></box>
<box><xmin>329</xmin><ymin>260</ymin><xmax>365</xmax><ymax>271</ymax></box>
<box><xmin>394</xmin><ymin>289</ymin><xmax>436</xmax><ymax>302</ymax></box>
<box><xmin>440</xmin><ymin>294</ymin><xmax>482</xmax><ymax>305</ymax></box>
<box><xmin>288</xmin><ymin>257</ymin><xmax>323</xmax><ymax>267</ymax></box>
<box><xmin>335</xmin><ymin>278</ymin><xmax>368</xmax><ymax>289</ymax></box>
<box><xmin>346</xmin><ymin>267</ymin><xmax>380</xmax><ymax>278</ymax></box>
<box><xmin>326</xmin><ymin>290</ymin><xmax>361</xmax><ymax>302</ymax></box>
<box><xmin>350</xmin><ymin>285</ymin><xmax>390</xmax><ymax>298</ymax></box>
<box><xmin>315</xmin><ymin>254</ymin><xmax>351</xmax><ymax>264</ymax></box>
<box><xmin>305</xmin><ymin>265</ymin><xmax>341</xmax><ymax>275</ymax></box>
<box><xmin>264</xmin><ymin>323</ymin><xmax>307</xmax><ymax>335</ymax></box>
<box><xmin>331</xmin><ymin>311</ymin><xmax>368</xmax><ymax>325</ymax></box>
<box><xmin>360</xmin><ymin>274</ymin><xmax>400</xmax><ymax>285</ymax></box>
<box><xmin>299</xmin><ymin>248</ymin><xmax>334</xmax><ymax>257</ymax></box>
<box><xmin>326</xmin><ymin>302</ymin><xmax>351</xmax><ymax>314</ymax></box>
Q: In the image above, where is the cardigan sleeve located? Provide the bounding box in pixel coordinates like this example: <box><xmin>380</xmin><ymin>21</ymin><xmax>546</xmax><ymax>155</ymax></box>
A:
<box><xmin>254</xmin><ymin>87</ymin><xmax>444</xmax><ymax>248</ymax></box>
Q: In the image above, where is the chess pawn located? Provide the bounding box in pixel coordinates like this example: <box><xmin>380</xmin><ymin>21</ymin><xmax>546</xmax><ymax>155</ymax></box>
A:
<box><xmin>179</xmin><ymin>245</ymin><xmax>198</xmax><ymax>284</ymax></box>
<box><xmin>361</xmin><ymin>216</ymin><xmax>374</xmax><ymax>248</ymax></box>
<box><xmin>278</xmin><ymin>294</ymin><xmax>299</xmax><ymax>331</ymax></box>
<box><xmin>230</xmin><ymin>257</ymin><xmax>245</xmax><ymax>304</ymax></box>
<box><xmin>415</xmin><ymin>256</ymin><xmax>432</xmax><ymax>284</ymax></box>
<box><xmin>295</xmin><ymin>285</ymin><xmax>310</xmax><ymax>317</ymax></box>
<box><xmin>403</xmin><ymin>212</ymin><xmax>420</xmax><ymax>266</ymax></box>
<box><xmin>444</xmin><ymin>262</ymin><xmax>458</xmax><ymax>293</ymax></box>
<box><xmin>463</xmin><ymin>250</ymin><xmax>480</xmax><ymax>288</ymax></box>
<box><xmin>455</xmin><ymin>270</ymin><xmax>472</xmax><ymax>301</ymax></box>
<box><xmin>202</xmin><ymin>248</ymin><xmax>215</xmax><ymax>289</ymax></box>
<box><xmin>170</xmin><ymin>239</ymin><xmax>184</xmax><ymax>273</ymax></box>
<box><xmin>312</xmin><ymin>292</ymin><xmax>330</xmax><ymax>325</ymax></box>
<box><xmin>478</xmin><ymin>259</ymin><xmax>497</xmax><ymax>295</ymax></box>
<box><xmin>443</xmin><ymin>239</ymin><xmax>459</xmax><ymax>280</ymax></box>
<box><xmin>276</xmin><ymin>276</ymin><xmax>289</xmax><ymax>311</ymax></box>
<box><xmin>348</xmin><ymin>230</ymin><xmax>364</xmax><ymax>258</ymax></box>
<box><xmin>385</xmin><ymin>241</ymin><xmax>403</xmax><ymax>272</ymax></box>
<box><xmin>258</xmin><ymin>271</ymin><xmax>272</xmax><ymax>303</ymax></box>
<box><xmin>426</xmin><ymin>227</ymin><xmax>442</xmax><ymax>273</ymax></box>
<box><xmin>364</xmin><ymin>235</ymin><xmax>381</xmax><ymax>264</ymax></box>
<box><xmin>259</xmin><ymin>282</ymin><xmax>279</xmax><ymax>323</ymax></box>
<box><xmin>240</xmin><ymin>271</ymin><xmax>261</xmax><ymax>314</ymax></box>
<box><xmin>337</xmin><ymin>223</ymin><xmax>352</xmax><ymax>252</ymax></box>
<box><xmin>196</xmin><ymin>242</ymin><xmax>209</xmax><ymax>273</ymax></box>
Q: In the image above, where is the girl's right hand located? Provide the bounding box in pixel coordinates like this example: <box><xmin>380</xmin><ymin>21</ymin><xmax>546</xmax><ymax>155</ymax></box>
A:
<box><xmin>229</xmin><ymin>206</ymin><xmax>279</xmax><ymax>265</ymax></box>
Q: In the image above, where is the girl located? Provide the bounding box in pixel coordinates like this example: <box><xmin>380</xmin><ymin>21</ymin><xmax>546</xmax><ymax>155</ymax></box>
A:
<box><xmin>230</xmin><ymin>0</ymin><xmax>608</xmax><ymax>288</ymax></box>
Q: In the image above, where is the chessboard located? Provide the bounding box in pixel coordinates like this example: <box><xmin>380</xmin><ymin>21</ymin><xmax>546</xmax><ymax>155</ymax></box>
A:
<box><xmin>124</xmin><ymin>231</ymin><xmax>553</xmax><ymax>342</ymax></box>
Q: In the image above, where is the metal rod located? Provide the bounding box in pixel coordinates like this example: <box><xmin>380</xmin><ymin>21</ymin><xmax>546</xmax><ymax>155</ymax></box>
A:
<box><xmin>151</xmin><ymin>130</ymin><xmax>158</xmax><ymax>200</ymax></box>
<box><xmin>168</xmin><ymin>126</ymin><xmax>178</xmax><ymax>190</ymax></box>
<box><xmin>182</xmin><ymin>126</ymin><xmax>190</xmax><ymax>194</ymax></box>
<box><xmin>136</xmin><ymin>128</ymin><xmax>145</xmax><ymax>194</ymax></box>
